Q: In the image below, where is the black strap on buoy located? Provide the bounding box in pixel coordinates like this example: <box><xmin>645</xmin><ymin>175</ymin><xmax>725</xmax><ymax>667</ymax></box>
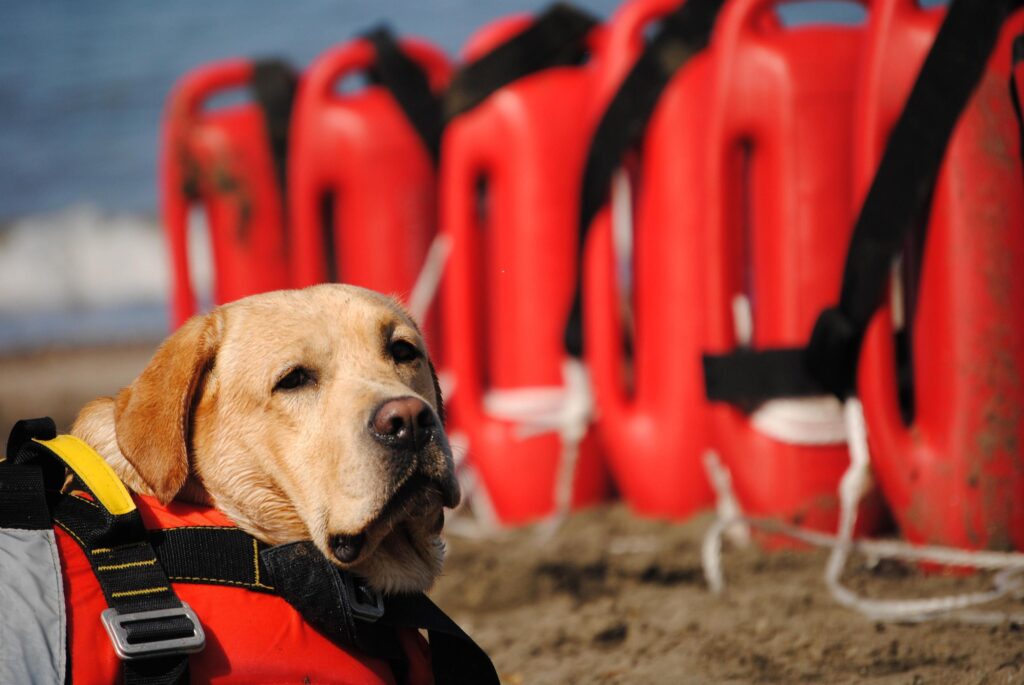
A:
<box><xmin>443</xmin><ymin>3</ymin><xmax>598</xmax><ymax>122</ymax></box>
<box><xmin>563</xmin><ymin>0</ymin><xmax>730</xmax><ymax>358</ymax></box>
<box><xmin>702</xmin><ymin>0</ymin><xmax>1024</xmax><ymax>404</ymax></box>
<box><xmin>1011</xmin><ymin>33</ymin><xmax>1024</xmax><ymax>168</ymax></box>
<box><xmin>364</xmin><ymin>26</ymin><xmax>445</xmax><ymax>163</ymax></box>
<box><xmin>250</xmin><ymin>59</ymin><xmax>299</xmax><ymax>197</ymax></box>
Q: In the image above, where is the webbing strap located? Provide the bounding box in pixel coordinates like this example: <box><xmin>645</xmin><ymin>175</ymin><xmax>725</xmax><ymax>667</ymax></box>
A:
<box><xmin>149</xmin><ymin>527</ymin><xmax>275</xmax><ymax>592</ymax></box>
<box><xmin>703</xmin><ymin>0</ymin><xmax>1024</xmax><ymax>404</ymax></box>
<box><xmin>5</xmin><ymin>419</ymin><xmax>194</xmax><ymax>685</ymax></box>
<box><xmin>384</xmin><ymin>592</ymin><xmax>501</xmax><ymax>685</ymax></box>
<box><xmin>250</xmin><ymin>59</ymin><xmax>298</xmax><ymax>198</ymax></box>
<box><xmin>563</xmin><ymin>0</ymin><xmax>729</xmax><ymax>357</ymax></box>
<box><xmin>262</xmin><ymin>541</ymin><xmax>500</xmax><ymax>685</ymax></box>
<box><xmin>1012</xmin><ymin>33</ymin><xmax>1024</xmax><ymax>167</ymax></box>
<box><xmin>365</xmin><ymin>27</ymin><xmax>444</xmax><ymax>163</ymax></box>
<box><xmin>443</xmin><ymin>2</ymin><xmax>598</xmax><ymax>122</ymax></box>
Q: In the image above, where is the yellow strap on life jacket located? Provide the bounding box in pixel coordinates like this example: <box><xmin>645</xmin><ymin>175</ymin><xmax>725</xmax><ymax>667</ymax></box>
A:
<box><xmin>33</xmin><ymin>435</ymin><xmax>136</xmax><ymax>516</ymax></box>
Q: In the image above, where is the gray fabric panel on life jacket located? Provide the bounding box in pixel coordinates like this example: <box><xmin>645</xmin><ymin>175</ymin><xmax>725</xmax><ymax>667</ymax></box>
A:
<box><xmin>0</xmin><ymin>527</ymin><xmax>66</xmax><ymax>685</ymax></box>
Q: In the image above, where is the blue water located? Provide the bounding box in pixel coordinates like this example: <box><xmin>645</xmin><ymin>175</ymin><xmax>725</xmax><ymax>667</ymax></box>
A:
<box><xmin>0</xmin><ymin>0</ymin><xmax>628</xmax><ymax>218</ymax></box>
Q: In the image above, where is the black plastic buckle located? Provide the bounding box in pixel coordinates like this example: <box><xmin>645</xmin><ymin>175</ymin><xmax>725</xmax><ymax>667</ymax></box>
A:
<box><xmin>341</xmin><ymin>573</ymin><xmax>385</xmax><ymax>622</ymax></box>
<box><xmin>101</xmin><ymin>603</ymin><xmax>206</xmax><ymax>660</ymax></box>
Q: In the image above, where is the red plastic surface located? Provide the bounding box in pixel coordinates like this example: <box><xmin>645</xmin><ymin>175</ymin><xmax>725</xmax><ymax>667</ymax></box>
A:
<box><xmin>440</xmin><ymin>16</ymin><xmax>612</xmax><ymax>524</ymax></box>
<box><xmin>161</xmin><ymin>60</ymin><xmax>292</xmax><ymax>329</ymax></box>
<box><xmin>288</xmin><ymin>38</ymin><xmax>449</xmax><ymax>352</ymax></box>
<box><xmin>856</xmin><ymin>1</ymin><xmax>1024</xmax><ymax>550</ymax></box>
<box><xmin>583</xmin><ymin>0</ymin><xmax>717</xmax><ymax>519</ymax></box>
<box><xmin>702</xmin><ymin>0</ymin><xmax>881</xmax><ymax>532</ymax></box>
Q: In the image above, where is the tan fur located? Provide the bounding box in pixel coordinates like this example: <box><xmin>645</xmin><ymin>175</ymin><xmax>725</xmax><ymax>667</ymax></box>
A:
<box><xmin>72</xmin><ymin>284</ymin><xmax>459</xmax><ymax>593</ymax></box>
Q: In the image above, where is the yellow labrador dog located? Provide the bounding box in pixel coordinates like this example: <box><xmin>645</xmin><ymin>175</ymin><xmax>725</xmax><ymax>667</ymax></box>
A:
<box><xmin>71</xmin><ymin>284</ymin><xmax>459</xmax><ymax>594</ymax></box>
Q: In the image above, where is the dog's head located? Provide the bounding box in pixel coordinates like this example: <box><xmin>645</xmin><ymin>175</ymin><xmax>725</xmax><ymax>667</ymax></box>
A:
<box><xmin>79</xmin><ymin>284</ymin><xmax>459</xmax><ymax>593</ymax></box>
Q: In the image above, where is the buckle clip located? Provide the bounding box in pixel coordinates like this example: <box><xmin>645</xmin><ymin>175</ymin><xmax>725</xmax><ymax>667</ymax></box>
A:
<box><xmin>101</xmin><ymin>603</ymin><xmax>206</xmax><ymax>660</ymax></box>
<box><xmin>341</xmin><ymin>573</ymin><xmax>385</xmax><ymax>622</ymax></box>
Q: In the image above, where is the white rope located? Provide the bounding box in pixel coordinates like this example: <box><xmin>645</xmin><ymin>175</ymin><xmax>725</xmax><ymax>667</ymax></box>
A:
<box><xmin>749</xmin><ymin>396</ymin><xmax>848</xmax><ymax>445</ymax></box>
<box><xmin>703</xmin><ymin>397</ymin><xmax>1024</xmax><ymax>623</ymax></box>
<box><xmin>703</xmin><ymin>451</ymin><xmax>750</xmax><ymax>548</ymax></box>
<box><xmin>483</xmin><ymin>358</ymin><xmax>594</xmax><ymax>531</ymax></box>
<box><xmin>407</xmin><ymin>233</ymin><xmax>452</xmax><ymax>325</ymax></box>
<box><xmin>444</xmin><ymin>430</ymin><xmax>502</xmax><ymax>539</ymax></box>
<box><xmin>732</xmin><ymin>294</ymin><xmax>753</xmax><ymax>347</ymax></box>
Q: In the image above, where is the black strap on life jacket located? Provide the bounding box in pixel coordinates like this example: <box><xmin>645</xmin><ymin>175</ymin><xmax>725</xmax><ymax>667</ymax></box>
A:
<box><xmin>5</xmin><ymin>418</ymin><xmax>197</xmax><ymax>685</ymax></box>
<box><xmin>701</xmin><ymin>0</ymin><xmax>1024</xmax><ymax>404</ymax></box>
<box><xmin>1</xmin><ymin>418</ymin><xmax>500</xmax><ymax>685</ymax></box>
<box><xmin>364</xmin><ymin>26</ymin><xmax>445</xmax><ymax>163</ymax></box>
<box><xmin>563</xmin><ymin>0</ymin><xmax>729</xmax><ymax>358</ymax></box>
<box><xmin>443</xmin><ymin>2</ymin><xmax>598</xmax><ymax>122</ymax></box>
<box><xmin>144</xmin><ymin>530</ymin><xmax>498</xmax><ymax>684</ymax></box>
<box><xmin>250</xmin><ymin>59</ymin><xmax>299</xmax><ymax>198</ymax></box>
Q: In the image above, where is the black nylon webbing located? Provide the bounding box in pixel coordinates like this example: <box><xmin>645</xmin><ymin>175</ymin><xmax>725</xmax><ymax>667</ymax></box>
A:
<box><xmin>149</xmin><ymin>527</ymin><xmax>275</xmax><ymax>592</ymax></box>
<box><xmin>702</xmin><ymin>0</ymin><xmax>1024</xmax><ymax>404</ymax></box>
<box><xmin>0</xmin><ymin>464</ymin><xmax>50</xmax><ymax>530</ymax></box>
<box><xmin>261</xmin><ymin>540</ymin><xmax>500</xmax><ymax>685</ymax></box>
<box><xmin>563</xmin><ymin>0</ymin><xmax>729</xmax><ymax>358</ymax></box>
<box><xmin>5</xmin><ymin>420</ymin><xmax>192</xmax><ymax>685</ymax></box>
<box><xmin>443</xmin><ymin>3</ymin><xmax>598</xmax><ymax>121</ymax></box>
<box><xmin>1011</xmin><ymin>33</ymin><xmax>1024</xmax><ymax>167</ymax></box>
<box><xmin>365</xmin><ymin>27</ymin><xmax>444</xmax><ymax>163</ymax></box>
<box><xmin>384</xmin><ymin>592</ymin><xmax>501</xmax><ymax>685</ymax></box>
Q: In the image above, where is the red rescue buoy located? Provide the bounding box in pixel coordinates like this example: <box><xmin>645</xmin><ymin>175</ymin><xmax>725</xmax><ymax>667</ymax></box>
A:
<box><xmin>581</xmin><ymin>0</ymin><xmax>718</xmax><ymax>518</ymax></box>
<box><xmin>288</xmin><ymin>34</ymin><xmax>449</xmax><ymax>350</ymax></box>
<box><xmin>440</xmin><ymin>8</ymin><xmax>612</xmax><ymax>524</ymax></box>
<box><xmin>161</xmin><ymin>59</ymin><xmax>296</xmax><ymax>328</ymax></box>
<box><xmin>701</xmin><ymin>0</ymin><xmax>881</xmax><ymax>534</ymax></box>
<box><xmin>855</xmin><ymin>0</ymin><xmax>1024</xmax><ymax>550</ymax></box>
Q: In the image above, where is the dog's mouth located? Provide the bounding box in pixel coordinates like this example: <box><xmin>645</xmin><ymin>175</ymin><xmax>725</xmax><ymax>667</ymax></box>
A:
<box><xmin>328</xmin><ymin>469</ymin><xmax>455</xmax><ymax>567</ymax></box>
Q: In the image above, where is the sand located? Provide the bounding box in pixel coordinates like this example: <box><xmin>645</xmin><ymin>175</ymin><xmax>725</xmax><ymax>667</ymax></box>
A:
<box><xmin>4</xmin><ymin>343</ymin><xmax>1023</xmax><ymax>684</ymax></box>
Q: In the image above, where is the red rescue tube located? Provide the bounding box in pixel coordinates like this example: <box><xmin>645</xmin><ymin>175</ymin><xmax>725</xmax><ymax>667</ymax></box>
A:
<box><xmin>856</xmin><ymin>1</ymin><xmax>1024</xmax><ymax>550</ymax></box>
<box><xmin>161</xmin><ymin>59</ymin><xmax>293</xmax><ymax>329</ymax></box>
<box><xmin>440</xmin><ymin>15</ymin><xmax>611</xmax><ymax>524</ymax></box>
<box><xmin>702</xmin><ymin>0</ymin><xmax>881</xmax><ymax>533</ymax></box>
<box><xmin>288</xmin><ymin>37</ymin><xmax>449</xmax><ymax>351</ymax></box>
<box><xmin>583</xmin><ymin>0</ymin><xmax>717</xmax><ymax>518</ymax></box>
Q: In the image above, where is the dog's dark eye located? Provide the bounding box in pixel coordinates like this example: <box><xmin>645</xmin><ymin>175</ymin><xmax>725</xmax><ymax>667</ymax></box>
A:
<box><xmin>390</xmin><ymin>339</ymin><xmax>422</xmax><ymax>364</ymax></box>
<box><xmin>274</xmin><ymin>366</ymin><xmax>316</xmax><ymax>392</ymax></box>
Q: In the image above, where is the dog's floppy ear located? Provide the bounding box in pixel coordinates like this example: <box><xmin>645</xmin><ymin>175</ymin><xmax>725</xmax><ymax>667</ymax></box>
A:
<box><xmin>114</xmin><ymin>312</ymin><xmax>221</xmax><ymax>504</ymax></box>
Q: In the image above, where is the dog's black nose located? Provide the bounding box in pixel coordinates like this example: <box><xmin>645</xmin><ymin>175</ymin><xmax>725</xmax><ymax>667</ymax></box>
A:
<box><xmin>370</xmin><ymin>396</ymin><xmax>435</xmax><ymax>451</ymax></box>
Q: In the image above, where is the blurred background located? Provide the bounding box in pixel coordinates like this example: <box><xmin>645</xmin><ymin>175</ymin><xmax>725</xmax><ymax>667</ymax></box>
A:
<box><xmin>0</xmin><ymin>0</ymin><xmax>862</xmax><ymax>353</ymax></box>
<box><xmin>0</xmin><ymin>0</ymin><xmax>860</xmax><ymax>430</ymax></box>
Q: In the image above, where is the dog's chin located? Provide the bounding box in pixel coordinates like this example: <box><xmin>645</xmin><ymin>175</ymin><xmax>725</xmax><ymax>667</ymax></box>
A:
<box><xmin>351</xmin><ymin>519</ymin><xmax>446</xmax><ymax>594</ymax></box>
<box><xmin>330</xmin><ymin>479</ymin><xmax>451</xmax><ymax>594</ymax></box>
